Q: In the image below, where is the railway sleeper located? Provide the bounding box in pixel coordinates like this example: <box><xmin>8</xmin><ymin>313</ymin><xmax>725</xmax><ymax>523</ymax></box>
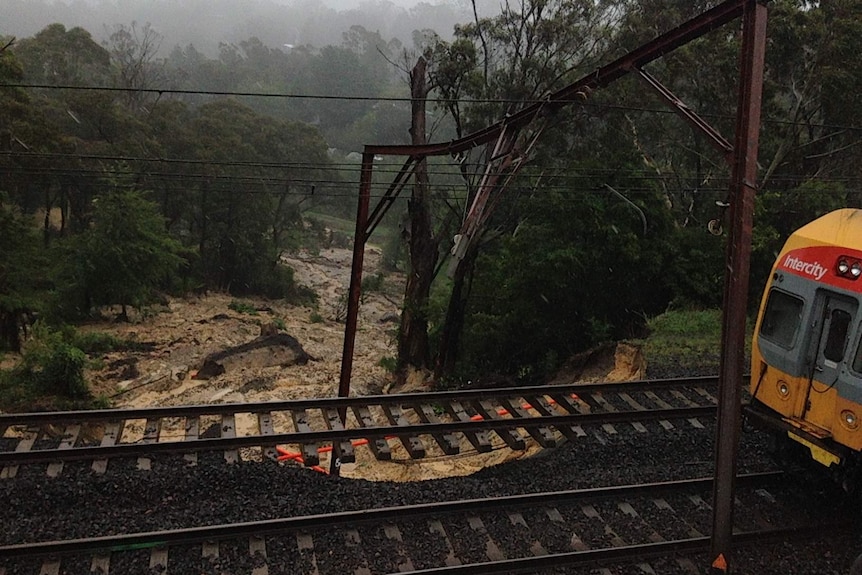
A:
<box><xmin>471</xmin><ymin>399</ymin><xmax>525</xmax><ymax>450</ymax></box>
<box><xmin>381</xmin><ymin>404</ymin><xmax>425</xmax><ymax>459</ymax></box>
<box><xmin>351</xmin><ymin>406</ymin><xmax>391</xmax><ymax>460</ymax></box>
<box><xmin>290</xmin><ymin>410</ymin><xmax>320</xmax><ymax>467</ymax></box>
<box><xmin>322</xmin><ymin>408</ymin><xmax>355</xmax><ymax>464</ymax></box>
<box><xmin>413</xmin><ymin>403</ymin><xmax>460</xmax><ymax>456</ymax></box>
<box><xmin>444</xmin><ymin>401</ymin><xmax>492</xmax><ymax>454</ymax></box>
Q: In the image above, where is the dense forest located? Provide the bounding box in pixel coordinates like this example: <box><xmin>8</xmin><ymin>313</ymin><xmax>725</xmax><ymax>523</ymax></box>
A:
<box><xmin>1</xmin><ymin>0</ymin><xmax>862</xmax><ymax>407</ymax></box>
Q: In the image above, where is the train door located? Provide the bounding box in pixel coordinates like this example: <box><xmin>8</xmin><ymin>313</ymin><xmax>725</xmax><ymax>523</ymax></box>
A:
<box><xmin>811</xmin><ymin>295</ymin><xmax>856</xmax><ymax>386</ymax></box>
<box><xmin>802</xmin><ymin>294</ymin><xmax>858</xmax><ymax>426</ymax></box>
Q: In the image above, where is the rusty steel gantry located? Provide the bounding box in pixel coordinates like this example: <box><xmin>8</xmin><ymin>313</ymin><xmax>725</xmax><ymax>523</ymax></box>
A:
<box><xmin>336</xmin><ymin>1</ymin><xmax>769</xmax><ymax>572</ymax></box>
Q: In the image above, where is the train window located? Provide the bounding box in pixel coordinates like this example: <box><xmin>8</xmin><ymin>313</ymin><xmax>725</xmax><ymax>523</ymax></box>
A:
<box><xmin>824</xmin><ymin>308</ymin><xmax>852</xmax><ymax>363</ymax></box>
<box><xmin>760</xmin><ymin>290</ymin><xmax>803</xmax><ymax>348</ymax></box>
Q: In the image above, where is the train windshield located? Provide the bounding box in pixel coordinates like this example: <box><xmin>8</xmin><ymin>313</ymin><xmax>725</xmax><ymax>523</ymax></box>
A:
<box><xmin>760</xmin><ymin>289</ymin><xmax>803</xmax><ymax>348</ymax></box>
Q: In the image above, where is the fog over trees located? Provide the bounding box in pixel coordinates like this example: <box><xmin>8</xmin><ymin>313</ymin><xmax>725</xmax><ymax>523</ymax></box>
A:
<box><xmin>1</xmin><ymin>0</ymin><xmax>470</xmax><ymax>56</ymax></box>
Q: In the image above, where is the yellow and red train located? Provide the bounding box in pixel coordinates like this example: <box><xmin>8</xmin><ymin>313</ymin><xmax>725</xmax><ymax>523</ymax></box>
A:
<box><xmin>748</xmin><ymin>208</ymin><xmax>862</xmax><ymax>490</ymax></box>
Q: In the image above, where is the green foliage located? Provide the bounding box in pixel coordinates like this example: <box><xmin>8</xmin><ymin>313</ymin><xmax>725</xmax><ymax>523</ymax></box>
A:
<box><xmin>633</xmin><ymin>308</ymin><xmax>754</xmax><ymax>375</ymax></box>
<box><xmin>361</xmin><ymin>272</ymin><xmax>385</xmax><ymax>293</ymax></box>
<box><xmin>37</xmin><ymin>342</ymin><xmax>88</xmax><ymax>398</ymax></box>
<box><xmin>0</xmin><ymin>198</ymin><xmax>51</xmax><ymax>351</ymax></box>
<box><xmin>377</xmin><ymin>356</ymin><xmax>398</xmax><ymax>373</ymax></box>
<box><xmin>64</xmin><ymin>188</ymin><xmax>183</xmax><ymax>319</ymax></box>
<box><xmin>309</xmin><ymin>311</ymin><xmax>324</xmax><ymax>324</ymax></box>
<box><xmin>0</xmin><ymin>322</ymin><xmax>137</xmax><ymax>410</ymax></box>
<box><xmin>68</xmin><ymin>330</ymin><xmax>128</xmax><ymax>354</ymax></box>
<box><xmin>647</xmin><ymin>309</ymin><xmax>723</xmax><ymax>337</ymax></box>
<box><xmin>455</xmin><ymin>177</ymin><xmax>679</xmax><ymax>382</ymax></box>
<box><xmin>638</xmin><ymin>309</ymin><xmax>722</xmax><ymax>374</ymax></box>
<box><xmin>184</xmin><ymin>99</ymin><xmax>334</xmax><ymax>300</ymax></box>
<box><xmin>14</xmin><ymin>24</ymin><xmax>111</xmax><ymax>86</ymax></box>
<box><xmin>5</xmin><ymin>10</ymin><xmax>862</xmax><ymax>391</ymax></box>
<box><xmin>229</xmin><ymin>300</ymin><xmax>259</xmax><ymax>315</ymax></box>
<box><xmin>380</xmin><ymin>227</ymin><xmax>406</xmax><ymax>272</ymax></box>
<box><xmin>0</xmin><ymin>324</ymin><xmax>91</xmax><ymax>411</ymax></box>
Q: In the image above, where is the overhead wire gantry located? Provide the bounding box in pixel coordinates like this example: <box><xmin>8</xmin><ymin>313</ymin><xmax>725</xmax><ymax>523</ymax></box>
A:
<box><xmin>337</xmin><ymin>1</ymin><xmax>768</xmax><ymax>572</ymax></box>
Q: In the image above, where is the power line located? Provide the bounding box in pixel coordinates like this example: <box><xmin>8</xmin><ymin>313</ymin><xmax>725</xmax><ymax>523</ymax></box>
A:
<box><xmin>0</xmin><ymin>82</ymin><xmax>528</xmax><ymax>104</ymax></box>
<box><xmin>6</xmin><ymin>162</ymin><xmax>862</xmax><ymax>189</ymax></box>
<box><xmin>6</xmin><ymin>166</ymin><xmax>853</xmax><ymax>199</ymax></box>
<box><xmin>5</xmin><ymin>82</ymin><xmax>862</xmax><ymax>132</ymax></box>
<box><xmin>7</xmin><ymin>151</ymin><xmax>862</xmax><ymax>184</ymax></box>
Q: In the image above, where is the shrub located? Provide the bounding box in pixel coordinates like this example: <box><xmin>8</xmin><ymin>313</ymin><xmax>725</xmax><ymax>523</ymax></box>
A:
<box><xmin>229</xmin><ymin>300</ymin><xmax>259</xmax><ymax>315</ymax></box>
<box><xmin>0</xmin><ymin>325</ymin><xmax>94</xmax><ymax>410</ymax></box>
<box><xmin>362</xmin><ymin>272</ymin><xmax>385</xmax><ymax>293</ymax></box>
<box><xmin>377</xmin><ymin>356</ymin><xmax>398</xmax><ymax>373</ymax></box>
<box><xmin>71</xmin><ymin>331</ymin><xmax>125</xmax><ymax>354</ymax></box>
<box><xmin>38</xmin><ymin>342</ymin><xmax>88</xmax><ymax>398</ymax></box>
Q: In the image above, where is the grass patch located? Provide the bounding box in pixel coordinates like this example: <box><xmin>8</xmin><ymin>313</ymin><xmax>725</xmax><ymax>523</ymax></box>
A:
<box><xmin>633</xmin><ymin>309</ymin><xmax>753</xmax><ymax>374</ymax></box>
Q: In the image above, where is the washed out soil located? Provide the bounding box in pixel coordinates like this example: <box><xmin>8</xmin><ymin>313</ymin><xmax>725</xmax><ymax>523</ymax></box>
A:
<box><xmin>71</xmin><ymin>246</ymin><xmax>644</xmax><ymax>483</ymax></box>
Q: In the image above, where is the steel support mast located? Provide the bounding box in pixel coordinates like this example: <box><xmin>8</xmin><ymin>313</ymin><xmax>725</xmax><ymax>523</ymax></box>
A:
<box><xmin>710</xmin><ymin>2</ymin><xmax>769</xmax><ymax>572</ymax></box>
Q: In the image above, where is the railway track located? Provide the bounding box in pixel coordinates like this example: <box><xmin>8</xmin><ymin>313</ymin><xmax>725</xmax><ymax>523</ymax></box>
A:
<box><xmin>0</xmin><ymin>471</ymin><xmax>852</xmax><ymax>575</ymax></box>
<box><xmin>0</xmin><ymin>376</ymin><xmax>722</xmax><ymax>472</ymax></box>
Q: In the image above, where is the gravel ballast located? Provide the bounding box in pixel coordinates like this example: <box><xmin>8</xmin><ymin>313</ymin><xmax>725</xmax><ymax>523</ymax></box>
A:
<box><xmin>1</xmin><ymin>417</ymin><xmax>860</xmax><ymax>573</ymax></box>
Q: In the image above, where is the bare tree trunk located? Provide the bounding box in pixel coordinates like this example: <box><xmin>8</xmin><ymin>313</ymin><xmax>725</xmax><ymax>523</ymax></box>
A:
<box><xmin>435</xmin><ymin>243</ymin><xmax>477</xmax><ymax>377</ymax></box>
<box><xmin>398</xmin><ymin>56</ymin><xmax>439</xmax><ymax>373</ymax></box>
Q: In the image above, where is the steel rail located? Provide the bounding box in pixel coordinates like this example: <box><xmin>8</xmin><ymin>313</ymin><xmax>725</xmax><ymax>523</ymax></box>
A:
<box><xmin>0</xmin><ymin>375</ymin><xmax>726</xmax><ymax>426</ymax></box>
<box><xmin>0</xmin><ymin>472</ymin><xmax>782</xmax><ymax>559</ymax></box>
<box><xmin>389</xmin><ymin>522</ymin><xmax>855</xmax><ymax>575</ymax></box>
<box><xmin>0</xmin><ymin>405</ymin><xmax>717</xmax><ymax>464</ymax></box>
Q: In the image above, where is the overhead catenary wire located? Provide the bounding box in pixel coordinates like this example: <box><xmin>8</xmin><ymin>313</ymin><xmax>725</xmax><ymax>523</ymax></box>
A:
<box><xmin>3</xmin><ymin>152</ymin><xmax>860</xmax><ymax>185</ymax></box>
<box><xmin>4</xmin><ymin>82</ymin><xmax>862</xmax><ymax>133</ymax></box>
<box><xmin>5</xmin><ymin>171</ymin><xmax>855</xmax><ymax>201</ymax></box>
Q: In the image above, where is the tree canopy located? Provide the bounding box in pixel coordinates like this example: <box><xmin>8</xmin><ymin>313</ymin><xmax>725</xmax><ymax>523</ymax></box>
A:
<box><xmin>2</xmin><ymin>2</ymin><xmax>861</xmax><ymax>388</ymax></box>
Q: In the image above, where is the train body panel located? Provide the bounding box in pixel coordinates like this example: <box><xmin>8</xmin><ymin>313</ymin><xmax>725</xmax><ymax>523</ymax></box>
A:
<box><xmin>751</xmin><ymin>208</ymin><xmax>862</xmax><ymax>465</ymax></box>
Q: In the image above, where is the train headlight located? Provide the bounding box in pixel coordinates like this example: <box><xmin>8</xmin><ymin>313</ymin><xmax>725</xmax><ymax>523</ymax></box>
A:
<box><xmin>835</xmin><ymin>256</ymin><xmax>862</xmax><ymax>280</ymax></box>
<box><xmin>777</xmin><ymin>381</ymin><xmax>790</xmax><ymax>399</ymax></box>
<box><xmin>841</xmin><ymin>409</ymin><xmax>859</xmax><ymax>430</ymax></box>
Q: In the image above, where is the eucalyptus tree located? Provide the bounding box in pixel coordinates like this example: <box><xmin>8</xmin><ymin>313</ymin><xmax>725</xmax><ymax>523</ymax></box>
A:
<box><xmin>419</xmin><ymin>0</ymin><xmax>627</xmax><ymax>379</ymax></box>
<box><xmin>0</xmin><ymin>196</ymin><xmax>49</xmax><ymax>351</ymax></box>
<box><xmin>187</xmin><ymin>98</ymin><xmax>334</xmax><ymax>296</ymax></box>
<box><xmin>746</xmin><ymin>0</ymin><xmax>862</xmax><ymax>297</ymax></box>
<box><xmin>104</xmin><ymin>22</ymin><xmax>166</xmax><ymax>112</ymax></box>
<box><xmin>11</xmin><ymin>24</ymin><xmax>143</xmax><ymax>235</ymax></box>
<box><xmin>66</xmin><ymin>188</ymin><xmax>183</xmax><ymax>321</ymax></box>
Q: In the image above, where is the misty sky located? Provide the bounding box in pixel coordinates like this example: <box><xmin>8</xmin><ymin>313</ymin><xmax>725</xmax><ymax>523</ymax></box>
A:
<box><xmin>2</xmin><ymin>0</ymin><xmax>493</xmax><ymax>58</ymax></box>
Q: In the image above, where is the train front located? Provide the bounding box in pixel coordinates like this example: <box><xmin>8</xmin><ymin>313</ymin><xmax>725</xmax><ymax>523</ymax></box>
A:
<box><xmin>749</xmin><ymin>209</ymin><xmax>862</xmax><ymax>485</ymax></box>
